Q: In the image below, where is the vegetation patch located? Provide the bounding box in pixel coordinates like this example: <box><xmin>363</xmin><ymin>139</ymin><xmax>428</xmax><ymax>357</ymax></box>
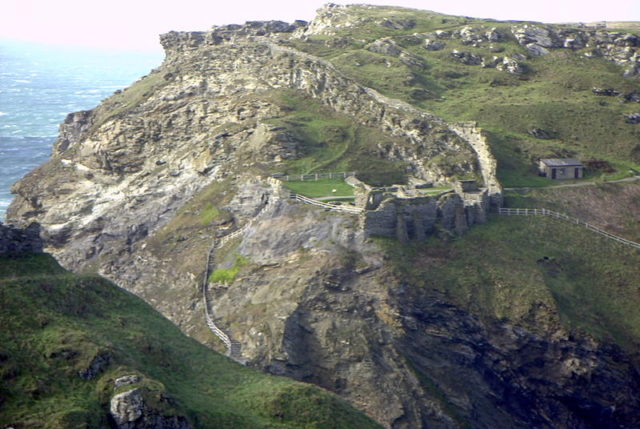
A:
<box><xmin>379</xmin><ymin>213</ymin><xmax>640</xmax><ymax>349</ymax></box>
<box><xmin>209</xmin><ymin>254</ymin><xmax>249</xmax><ymax>284</ymax></box>
<box><xmin>283</xmin><ymin>178</ymin><xmax>355</xmax><ymax>198</ymax></box>
<box><xmin>269</xmin><ymin>91</ymin><xmax>408</xmax><ymax>186</ymax></box>
<box><xmin>0</xmin><ymin>254</ymin><xmax>381</xmax><ymax>428</ymax></box>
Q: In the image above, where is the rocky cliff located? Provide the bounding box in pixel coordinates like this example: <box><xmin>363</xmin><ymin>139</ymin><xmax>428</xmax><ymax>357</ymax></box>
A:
<box><xmin>6</xmin><ymin>4</ymin><xmax>640</xmax><ymax>429</ymax></box>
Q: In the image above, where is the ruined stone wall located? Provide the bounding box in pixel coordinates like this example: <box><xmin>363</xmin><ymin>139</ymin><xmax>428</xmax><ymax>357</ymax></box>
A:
<box><xmin>360</xmin><ymin>190</ymin><xmax>486</xmax><ymax>241</ymax></box>
<box><xmin>450</xmin><ymin>122</ymin><xmax>503</xmax><ymax>207</ymax></box>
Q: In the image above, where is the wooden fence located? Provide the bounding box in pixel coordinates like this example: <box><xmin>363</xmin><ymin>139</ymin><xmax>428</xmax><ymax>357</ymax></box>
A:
<box><xmin>290</xmin><ymin>193</ymin><xmax>363</xmax><ymax>214</ymax></box>
<box><xmin>498</xmin><ymin>207</ymin><xmax>640</xmax><ymax>250</ymax></box>
<box><xmin>271</xmin><ymin>172</ymin><xmax>356</xmax><ymax>182</ymax></box>
<box><xmin>200</xmin><ymin>186</ymin><xmax>279</xmax><ymax>362</ymax></box>
<box><xmin>201</xmin><ymin>245</ymin><xmax>235</xmax><ymax>355</ymax></box>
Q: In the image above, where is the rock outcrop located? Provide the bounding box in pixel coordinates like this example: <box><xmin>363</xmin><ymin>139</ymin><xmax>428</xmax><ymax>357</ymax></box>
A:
<box><xmin>512</xmin><ymin>24</ymin><xmax>640</xmax><ymax>76</ymax></box>
<box><xmin>110</xmin><ymin>388</ymin><xmax>191</xmax><ymax>429</ymax></box>
<box><xmin>0</xmin><ymin>222</ymin><xmax>43</xmax><ymax>256</ymax></box>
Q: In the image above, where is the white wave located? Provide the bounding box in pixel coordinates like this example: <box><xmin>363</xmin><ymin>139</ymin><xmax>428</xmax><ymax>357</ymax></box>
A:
<box><xmin>0</xmin><ymin>112</ymin><xmax>6</xmax><ymax>116</ymax></box>
<box><xmin>14</xmin><ymin>79</ymin><xmax>31</xmax><ymax>83</ymax></box>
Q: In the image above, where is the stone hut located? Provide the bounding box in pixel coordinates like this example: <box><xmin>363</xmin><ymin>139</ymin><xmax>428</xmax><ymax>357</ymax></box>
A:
<box><xmin>538</xmin><ymin>158</ymin><xmax>583</xmax><ymax>180</ymax></box>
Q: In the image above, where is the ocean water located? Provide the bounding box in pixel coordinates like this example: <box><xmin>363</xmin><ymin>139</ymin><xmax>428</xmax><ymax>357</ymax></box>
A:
<box><xmin>0</xmin><ymin>41</ymin><xmax>162</xmax><ymax>220</ymax></box>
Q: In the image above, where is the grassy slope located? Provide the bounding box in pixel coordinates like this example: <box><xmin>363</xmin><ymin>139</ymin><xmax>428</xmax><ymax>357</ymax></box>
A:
<box><xmin>291</xmin><ymin>6</ymin><xmax>640</xmax><ymax>187</ymax></box>
<box><xmin>381</xmin><ymin>212</ymin><xmax>640</xmax><ymax>349</ymax></box>
<box><xmin>0</xmin><ymin>254</ymin><xmax>381</xmax><ymax>429</ymax></box>
<box><xmin>269</xmin><ymin>90</ymin><xmax>408</xmax><ymax>185</ymax></box>
<box><xmin>283</xmin><ymin>178</ymin><xmax>355</xmax><ymax>198</ymax></box>
<box><xmin>505</xmin><ymin>181</ymin><xmax>640</xmax><ymax>241</ymax></box>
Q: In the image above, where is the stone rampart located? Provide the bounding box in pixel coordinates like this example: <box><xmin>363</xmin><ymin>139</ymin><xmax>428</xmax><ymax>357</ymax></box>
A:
<box><xmin>359</xmin><ymin>187</ymin><xmax>489</xmax><ymax>241</ymax></box>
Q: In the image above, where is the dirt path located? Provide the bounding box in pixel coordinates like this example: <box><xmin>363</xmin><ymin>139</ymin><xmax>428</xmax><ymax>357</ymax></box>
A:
<box><xmin>504</xmin><ymin>175</ymin><xmax>640</xmax><ymax>192</ymax></box>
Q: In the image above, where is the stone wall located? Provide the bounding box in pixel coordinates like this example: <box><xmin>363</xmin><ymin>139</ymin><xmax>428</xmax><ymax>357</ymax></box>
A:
<box><xmin>360</xmin><ymin>189</ymin><xmax>489</xmax><ymax>241</ymax></box>
<box><xmin>0</xmin><ymin>222</ymin><xmax>43</xmax><ymax>256</ymax></box>
<box><xmin>450</xmin><ymin>122</ymin><xmax>503</xmax><ymax>207</ymax></box>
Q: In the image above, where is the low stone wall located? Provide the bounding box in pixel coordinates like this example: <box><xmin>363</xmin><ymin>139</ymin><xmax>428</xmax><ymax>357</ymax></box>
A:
<box><xmin>0</xmin><ymin>222</ymin><xmax>44</xmax><ymax>256</ymax></box>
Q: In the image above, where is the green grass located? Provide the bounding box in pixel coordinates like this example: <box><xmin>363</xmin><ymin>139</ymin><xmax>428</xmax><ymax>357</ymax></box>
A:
<box><xmin>283</xmin><ymin>178</ymin><xmax>355</xmax><ymax>198</ymax></box>
<box><xmin>268</xmin><ymin>91</ymin><xmax>408</xmax><ymax>186</ymax></box>
<box><xmin>209</xmin><ymin>254</ymin><xmax>248</xmax><ymax>284</ymax></box>
<box><xmin>200</xmin><ymin>202</ymin><xmax>221</xmax><ymax>226</ymax></box>
<box><xmin>379</xmin><ymin>214</ymin><xmax>640</xmax><ymax>349</ymax></box>
<box><xmin>0</xmin><ymin>254</ymin><xmax>382</xmax><ymax>428</ymax></box>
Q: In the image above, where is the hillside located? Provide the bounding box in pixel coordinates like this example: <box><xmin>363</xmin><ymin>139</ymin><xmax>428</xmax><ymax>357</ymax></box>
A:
<box><xmin>5</xmin><ymin>4</ymin><xmax>640</xmax><ymax>429</ymax></box>
<box><xmin>285</xmin><ymin>5</ymin><xmax>640</xmax><ymax>187</ymax></box>
<box><xmin>0</xmin><ymin>251</ymin><xmax>381</xmax><ymax>428</ymax></box>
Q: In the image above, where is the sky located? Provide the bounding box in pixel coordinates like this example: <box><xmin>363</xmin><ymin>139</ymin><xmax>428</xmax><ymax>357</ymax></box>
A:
<box><xmin>2</xmin><ymin>0</ymin><xmax>640</xmax><ymax>53</ymax></box>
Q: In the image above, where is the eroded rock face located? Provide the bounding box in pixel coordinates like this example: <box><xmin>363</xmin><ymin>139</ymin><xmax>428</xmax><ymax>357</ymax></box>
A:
<box><xmin>396</xmin><ymin>287</ymin><xmax>640</xmax><ymax>429</ymax></box>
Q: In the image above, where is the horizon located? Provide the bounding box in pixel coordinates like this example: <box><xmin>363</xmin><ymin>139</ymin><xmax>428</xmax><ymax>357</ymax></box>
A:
<box><xmin>3</xmin><ymin>0</ymin><xmax>640</xmax><ymax>54</ymax></box>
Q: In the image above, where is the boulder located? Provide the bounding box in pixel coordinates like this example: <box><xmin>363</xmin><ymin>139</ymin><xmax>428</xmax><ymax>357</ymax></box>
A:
<box><xmin>379</xmin><ymin>18</ymin><xmax>415</xmax><ymax>30</ymax></box>
<box><xmin>624</xmin><ymin>64</ymin><xmax>640</xmax><ymax>78</ymax></box>
<box><xmin>525</xmin><ymin>43</ymin><xmax>550</xmax><ymax>56</ymax></box>
<box><xmin>528</xmin><ymin>128</ymin><xmax>554</xmax><ymax>139</ymax></box>
<box><xmin>78</xmin><ymin>350</ymin><xmax>112</xmax><ymax>380</ymax></box>
<box><xmin>497</xmin><ymin>56</ymin><xmax>524</xmax><ymax>74</ymax></box>
<box><xmin>512</xmin><ymin>25</ymin><xmax>560</xmax><ymax>48</ymax></box>
<box><xmin>592</xmin><ymin>87</ymin><xmax>621</xmax><ymax>96</ymax></box>
<box><xmin>110</xmin><ymin>388</ymin><xmax>191</xmax><ymax>429</ymax></box>
<box><xmin>424</xmin><ymin>39</ymin><xmax>445</xmax><ymax>51</ymax></box>
<box><xmin>115</xmin><ymin>375</ymin><xmax>142</xmax><ymax>388</ymax></box>
<box><xmin>624</xmin><ymin>113</ymin><xmax>640</xmax><ymax>124</ymax></box>
<box><xmin>458</xmin><ymin>26</ymin><xmax>485</xmax><ymax>45</ymax></box>
<box><xmin>400</xmin><ymin>52</ymin><xmax>425</xmax><ymax>68</ymax></box>
<box><xmin>366</xmin><ymin>38</ymin><xmax>402</xmax><ymax>57</ymax></box>
<box><xmin>451</xmin><ymin>50</ymin><xmax>483</xmax><ymax>65</ymax></box>
<box><xmin>482</xmin><ymin>56</ymin><xmax>502</xmax><ymax>68</ymax></box>
<box><xmin>111</xmin><ymin>388</ymin><xmax>145</xmax><ymax>426</ymax></box>
<box><xmin>624</xmin><ymin>91</ymin><xmax>640</xmax><ymax>103</ymax></box>
<box><xmin>486</xmin><ymin>27</ymin><xmax>505</xmax><ymax>42</ymax></box>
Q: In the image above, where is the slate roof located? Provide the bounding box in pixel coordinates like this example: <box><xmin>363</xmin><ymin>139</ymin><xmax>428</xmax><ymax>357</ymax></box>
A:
<box><xmin>540</xmin><ymin>158</ymin><xmax>583</xmax><ymax>167</ymax></box>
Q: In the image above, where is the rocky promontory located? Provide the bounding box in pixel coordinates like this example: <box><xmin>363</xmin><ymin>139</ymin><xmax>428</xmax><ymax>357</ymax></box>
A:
<box><xmin>6</xmin><ymin>4</ymin><xmax>640</xmax><ymax>429</ymax></box>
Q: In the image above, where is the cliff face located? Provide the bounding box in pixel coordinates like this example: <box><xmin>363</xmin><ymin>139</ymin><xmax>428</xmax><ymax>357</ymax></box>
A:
<box><xmin>6</xmin><ymin>5</ymin><xmax>640</xmax><ymax>429</ymax></box>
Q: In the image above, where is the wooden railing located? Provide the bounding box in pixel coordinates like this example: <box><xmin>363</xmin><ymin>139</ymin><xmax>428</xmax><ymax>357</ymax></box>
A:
<box><xmin>271</xmin><ymin>171</ymin><xmax>356</xmax><ymax>182</ymax></box>
<box><xmin>498</xmin><ymin>207</ymin><xmax>640</xmax><ymax>250</ymax></box>
<box><xmin>201</xmin><ymin>244</ymin><xmax>235</xmax><ymax>355</ymax></box>
<box><xmin>290</xmin><ymin>193</ymin><xmax>363</xmax><ymax>214</ymax></box>
<box><xmin>201</xmin><ymin>189</ymin><xmax>279</xmax><ymax>362</ymax></box>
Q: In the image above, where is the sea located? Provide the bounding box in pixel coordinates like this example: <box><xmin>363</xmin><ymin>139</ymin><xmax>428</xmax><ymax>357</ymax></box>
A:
<box><xmin>0</xmin><ymin>40</ymin><xmax>163</xmax><ymax>221</ymax></box>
